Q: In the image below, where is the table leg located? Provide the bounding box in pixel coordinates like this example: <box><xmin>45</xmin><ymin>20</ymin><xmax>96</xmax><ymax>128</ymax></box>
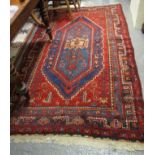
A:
<box><xmin>39</xmin><ymin>0</ymin><xmax>52</xmax><ymax>40</ymax></box>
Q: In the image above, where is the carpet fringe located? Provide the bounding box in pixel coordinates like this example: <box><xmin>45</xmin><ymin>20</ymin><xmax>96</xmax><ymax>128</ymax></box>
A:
<box><xmin>11</xmin><ymin>134</ymin><xmax>144</xmax><ymax>151</ymax></box>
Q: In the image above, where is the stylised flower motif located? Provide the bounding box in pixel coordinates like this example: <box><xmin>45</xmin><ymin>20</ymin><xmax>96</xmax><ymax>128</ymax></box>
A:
<box><xmin>110</xmin><ymin>119</ymin><xmax>123</xmax><ymax>129</ymax></box>
<box><xmin>67</xmin><ymin>64</ymin><xmax>76</xmax><ymax>71</ymax></box>
<box><xmin>37</xmin><ymin>117</ymin><xmax>50</xmax><ymax>126</ymax></box>
<box><xmin>59</xmin><ymin>61</ymin><xmax>65</xmax><ymax>68</ymax></box>
<box><xmin>73</xmin><ymin>117</ymin><xmax>85</xmax><ymax>125</ymax></box>
<box><xmin>67</xmin><ymin>116</ymin><xmax>85</xmax><ymax>125</ymax></box>
<box><xmin>81</xmin><ymin>60</ymin><xmax>87</xmax><ymax>68</ymax></box>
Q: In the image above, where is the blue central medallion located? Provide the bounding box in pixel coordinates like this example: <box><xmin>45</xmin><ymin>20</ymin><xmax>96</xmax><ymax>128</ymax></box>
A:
<box><xmin>43</xmin><ymin>16</ymin><xmax>104</xmax><ymax>99</ymax></box>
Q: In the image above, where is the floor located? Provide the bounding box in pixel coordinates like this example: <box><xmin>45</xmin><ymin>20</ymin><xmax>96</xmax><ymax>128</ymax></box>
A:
<box><xmin>10</xmin><ymin>0</ymin><xmax>144</xmax><ymax>155</ymax></box>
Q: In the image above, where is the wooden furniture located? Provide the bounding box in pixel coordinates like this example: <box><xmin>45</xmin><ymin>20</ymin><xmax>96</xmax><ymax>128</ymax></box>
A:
<box><xmin>51</xmin><ymin>0</ymin><xmax>72</xmax><ymax>16</ymax></box>
<box><xmin>72</xmin><ymin>0</ymin><xmax>80</xmax><ymax>11</ymax></box>
<box><xmin>10</xmin><ymin>0</ymin><xmax>52</xmax><ymax>41</ymax></box>
<box><xmin>49</xmin><ymin>0</ymin><xmax>80</xmax><ymax>15</ymax></box>
<box><xmin>10</xmin><ymin>0</ymin><xmax>52</xmax><ymax>112</ymax></box>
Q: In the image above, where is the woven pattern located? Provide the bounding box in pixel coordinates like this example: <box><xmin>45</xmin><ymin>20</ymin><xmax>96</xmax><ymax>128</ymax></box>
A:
<box><xmin>11</xmin><ymin>4</ymin><xmax>144</xmax><ymax>141</ymax></box>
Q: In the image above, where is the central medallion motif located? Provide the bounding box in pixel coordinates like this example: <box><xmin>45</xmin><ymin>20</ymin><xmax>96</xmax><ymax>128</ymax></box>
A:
<box><xmin>64</xmin><ymin>37</ymin><xmax>89</xmax><ymax>49</ymax></box>
<box><xmin>43</xmin><ymin>16</ymin><xmax>104</xmax><ymax>99</ymax></box>
<box><xmin>58</xmin><ymin>37</ymin><xmax>89</xmax><ymax>81</ymax></box>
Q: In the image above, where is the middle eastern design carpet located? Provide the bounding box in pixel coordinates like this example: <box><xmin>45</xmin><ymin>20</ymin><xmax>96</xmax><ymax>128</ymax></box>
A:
<box><xmin>11</xmin><ymin>4</ymin><xmax>144</xmax><ymax>141</ymax></box>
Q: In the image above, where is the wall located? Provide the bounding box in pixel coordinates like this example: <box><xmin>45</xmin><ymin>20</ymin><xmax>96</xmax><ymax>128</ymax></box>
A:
<box><xmin>130</xmin><ymin>0</ymin><xmax>144</xmax><ymax>29</ymax></box>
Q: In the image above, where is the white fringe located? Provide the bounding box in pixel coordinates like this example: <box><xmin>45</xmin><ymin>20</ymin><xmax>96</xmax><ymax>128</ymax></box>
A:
<box><xmin>11</xmin><ymin>134</ymin><xmax>144</xmax><ymax>151</ymax></box>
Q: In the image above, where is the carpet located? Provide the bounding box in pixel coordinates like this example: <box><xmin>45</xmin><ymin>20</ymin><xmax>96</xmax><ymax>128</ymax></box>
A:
<box><xmin>11</xmin><ymin>4</ymin><xmax>144</xmax><ymax>141</ymax></box>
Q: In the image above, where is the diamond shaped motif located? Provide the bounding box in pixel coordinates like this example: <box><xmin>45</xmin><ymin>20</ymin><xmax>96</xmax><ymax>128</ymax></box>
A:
<box><xmin>43</xmin><ymin>16</ymin><xmax>104</xmax><ymax>98</ymax></box>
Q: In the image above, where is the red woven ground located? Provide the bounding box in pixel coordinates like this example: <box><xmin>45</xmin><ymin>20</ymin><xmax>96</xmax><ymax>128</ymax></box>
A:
<box><xmin>11</xmin><ymin>4</ymin><xmax>144</xmax><ymax>141</ymax></box>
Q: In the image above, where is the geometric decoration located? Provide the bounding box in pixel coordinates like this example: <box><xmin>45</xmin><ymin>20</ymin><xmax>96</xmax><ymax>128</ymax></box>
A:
<box><xmin>43</xmin><ymin>16</ymin><xmax>104</xmax><ymax>99</ymax></box>
<box><xmin>11</xmin><ymin>4</ymin><xmax>144</xmax><ymax>141</ymax></box>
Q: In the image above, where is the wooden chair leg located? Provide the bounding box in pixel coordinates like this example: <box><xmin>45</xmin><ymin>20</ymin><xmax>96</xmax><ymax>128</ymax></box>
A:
<box><xmin>65</xmin><ymin>0</ymin><xmax>72</xmax><ymax>16</ymax></box>
<box><xmin>76</xmin><ymin>0</ymin><xmax>80</xmax><ymax>9</ymax></box>
<box><xmin>31</xmin><ymin>11</ymin><xmax>45</xmax><ymax>27</ymax></box>
<box><xmin>72</xmin><ymin>0</ymin><xmax>78</xmax><ymax>11</ymax></box>
<box><xmin>39</xmin><ymin>0</ymin><xmax>52</xmax><ymax>40</ymax></box>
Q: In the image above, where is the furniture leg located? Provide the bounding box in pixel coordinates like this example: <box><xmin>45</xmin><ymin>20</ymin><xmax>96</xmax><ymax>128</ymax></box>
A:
<box><xmin>72</xmin><ymin>0</ymin><xmax>78</xmax><ymax>11</ymax></box>
<box><xmin>65</xmin><ymin>0</ymin><xmax>72</xmax><ymax>16</ymax></box>
<box><xmin>53</xmin><ymin>0</ymin><xmax>59</xmax><ymax>16</ymax></box>
<box><xmin>31</xmin><ymin>11</ymin><xmax>45</xmax><ymax>27</ymax></box>
<box><xmin>76</xmin><ymin>0</ymin><xmax>80</xmax><ymax>9</ymax></box>
<box><xmin>39</xmin><ymin>0</ymin><xmax>52</xmax><ymax>40</ymax></box>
